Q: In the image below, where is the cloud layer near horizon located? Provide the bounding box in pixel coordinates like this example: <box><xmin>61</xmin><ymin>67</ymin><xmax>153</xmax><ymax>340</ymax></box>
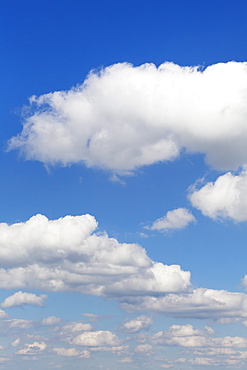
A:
<box><xmin>8</xmin><ymin>61</ymin><xmax>247</xmax><ymax>172</ymax></box>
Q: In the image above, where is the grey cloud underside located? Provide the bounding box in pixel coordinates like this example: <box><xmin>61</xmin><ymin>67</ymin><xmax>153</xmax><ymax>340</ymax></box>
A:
<box><xmin>8</xmin><ymin>61</ymin><xmax>247</xmax><ymax>172</ymax></box>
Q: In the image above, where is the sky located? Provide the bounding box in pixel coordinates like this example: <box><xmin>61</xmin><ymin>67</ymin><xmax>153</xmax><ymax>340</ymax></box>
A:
<box><xmin>2</xmin><ymin>0</ymin><xmax>247</xmax><ymax>369</ymax></box>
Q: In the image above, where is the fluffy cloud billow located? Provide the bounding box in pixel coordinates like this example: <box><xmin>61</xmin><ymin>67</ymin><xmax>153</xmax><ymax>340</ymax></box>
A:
<box><xmin>0</xmin><ymin>214</ymin><xmax>191</xmax><ymax>296</ymax></box>
<box><xmin>189</xmin><ymin>170</ymin><xmax>247</xmax><ymax>222</ymax></box>
<box><xmin>8</xmin><ymin>61</ymin><xmax>247</xmax><ymax>172</ymax></box>
<box><xmin>2</xmin><ymin>214</ymin><xmax>247</xmax><ymax>323</ymax></box>
<box><xmin>120</xmin><ymin>288</ymin><xmax>247</xmax><ymax>323</ymax></box>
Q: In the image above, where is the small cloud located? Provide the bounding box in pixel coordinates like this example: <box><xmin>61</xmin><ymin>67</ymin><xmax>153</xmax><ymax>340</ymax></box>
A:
<box><xmin>146</xmin><ymin>208</ymin><xmax>195</xmax><ymax>232</ymax></box>
<box><xmin>1</xmin><ymin>291</ymin><xmax>47</xmax><ymax>309</ymax></box>
<box><xmin>81</xmin><ymin>313</ymin><xmax>99</xmax><ymax>322</ymax></box>
<box><xmin>109</xmin><ymin>174</ymin><xmax>126</xmax><ymax>185</ymax></box>
<box><xmin>53</xmin><ymin>347</ymin><xmax>90</xmax><ymax>358</ymax></box>
<box><xmin>118</xmin><ymin>357</ymin><xmax>133</xmax><ymax>363</ymax></box>
<box><xmin>0</xmin><ymin>309</ymin><xmax>9</xmax><ymax>319</ymax></box>
<box><xmin>41</xmin><ymin>316</ymin><xmax>62</xmax><ymax>326</ymax></box>
<box><xmin>11</xmin><ymin>338</ymin><xmax>21</xmax><ymax>347</ymax></box>
<box><xmin>189</xmin><ymin>170</ymin><xmax>247</xmax><ymax>222</ymax></box>
<box><xmin>135</xmin><ymin>344</ymin><xmax>154</xmax><ymax>355</ymax></box>
<box><xmin>122</xmin><ymin>315</ymin><xmax>153</xmax><ymax>333</ymax></box>
<box><xmin>16</xmin><ymin>341</ymin><xmax>46</xmax><ymax>355</ymax></box>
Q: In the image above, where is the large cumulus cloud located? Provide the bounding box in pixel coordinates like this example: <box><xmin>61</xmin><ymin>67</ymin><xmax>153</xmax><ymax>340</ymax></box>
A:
<box><xmin>8</xmin><ymin>61</ymin><xmax>247</xmax><ymax>172</ymax></box>
<box><xmin>0</xmin><ymin>214</ymin><xmax>190</xmax><ymax>296</ymax></box>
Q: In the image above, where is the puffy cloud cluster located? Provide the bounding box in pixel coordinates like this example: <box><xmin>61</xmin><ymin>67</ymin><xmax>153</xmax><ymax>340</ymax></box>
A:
<box><xmin>150</xmin><ymin>324</ymin><xmax>247</xmax><ymax>368</ymax></box>
<box><xmin>151</xmin><ymin>324</ymin><xmax>247</xmax><ymax>348</ymax></box>
<box><xmin>121</xmin><ymin>288</ymin><xmax>247</xmax><ymax>322</ymax></box>
<box><xmin>0</xmin><ymin>214</ymin><xmax>190</xmax><ymax>297</ymax></box>
<box><xmin>148</xmin><ymin>208</ymin><xmax>195</xmax><ymax>231</ymax></box>
<box><xmin>1</xmin><ymin>291</ymin><xmax>47</xmax><ymax>308</ymax></box>
<box><xmin>189</xmin><ymin>170</ymin><xmax>247</xmax><ymax>222</ymax></box>
<box><xmin>8</xmin><ymin>61</ymin><xmax>247</xmax><ymax>172</ymax></box>
<box><xmin>2</xmin><ymin>214</ymin><xmax>247</xmax><ymax>323</ymax></box>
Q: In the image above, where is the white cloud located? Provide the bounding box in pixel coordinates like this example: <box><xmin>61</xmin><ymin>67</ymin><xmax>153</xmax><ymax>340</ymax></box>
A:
<box><xmin>148</xmin><ymin>208</ymin><xmax>195</xmax><ymax>231</ymax></box>
<box><xmin>122</xmin><ymin>315</ymin><xmax>153</xmax><ymax>333</ymax></box>
<box><xmin>60</xmin><ymin>322</ymin><xmax>93</xmax><ymax>334</ymax></box>
<box><xmin>16</xmin><ymin>341</ymin><xmax>46</xmax><ymax>355</ymax></box>
<box><xmin>81</xmin><ymin>313</ymin><xmax>99</xmax><ymax>322</ymax></box>
<box><xmin>118</xmin><ymin>357</ymin><xmax>133</xmax><ymax>363</ymax></box>
<box><xmin>1</xmin><ymin>291</ymin><xmax>47</xmax><ymax>308</ymax></box>
<box><xmin>121</xmin><ymin>288</ymin><xmax>247</xmax><ymax>322</ymax></box>
<box><xmin>41</xmin><ymin>316</ymin><xmax>62</xmax><ymax>326</ymax></box>
<box><xmin>11</xmin><ymin>338</ymin><xmax>21</xmax><ymax>347</ymax></box>
<box><xmin>8</xmin><ymin>61</ymin><xmax>247</xmax><ymax>172</ymax></box>
<box><xmin>70</xmin><ymin>330</ymin><xmax>121</xmax><ymax>347</ymax></box>
<box><xmin>0</xmin><ymin>214</ymin><xmax>191</xmax><ymax>297</ymax></box>
<box><xmin>53</xmin><ymin>347</ymin><xmax>90</xmax><ymax>358</ymax></box>
<box><xmin>0</xmin><ymin>357</ymin><xmax>10</xmax><ymax>363</ymax></box>
<box><xmin>135</xmin><ymin>344</ymin><xmax>154</xmax><ymax>355</ymax></box>
<box><xmin>0</xmin><ymin>309</ymin><xmax>9</xmax><ymax>318</ymax></box>
<box><xmin>189</xmin><ymin>170</ymin><xmax>247</xmax><ymax>222</ymax></box>
<box><xmin>152</xmin><ymin>324</ymin><xmax>247</xmax><ymax>350</ymax></box>
<box><xmin>6</xmin><ymin>319</ymin><xmax>33</xmax><ymax>329</ymax></box>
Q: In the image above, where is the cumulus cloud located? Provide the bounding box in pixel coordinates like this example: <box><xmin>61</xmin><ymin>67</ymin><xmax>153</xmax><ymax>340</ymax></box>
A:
<box><xmin>41</xmin><ymin>316</ymin><xmax>62</xmax><ymax>326</ymax></box>
<box><xmin>0</xmin><ymin>309</ymin><xmax>9</xmax><ymax>319</ymax></box>
<box><xmin>70</xmin><ymin>330</ymin><xmax>121</xmax><ymax>347</ymax></box>
<box><xmin>152</xmin><ymin>324</ymin><xmax>247</xmax><ymax>350</ymax></box>
<box><xmin>53</xmin><ymin>347</ymin><xmax>90</xmax><ymax>358</ymax></box>
<box><xmin>120</xmin><ymin>288</ymin><xmax>247</xmax><ymax>322</ymax></box>
<box><xmin>122</xmin><ymin>315</ymin><xmax>153</xmax><ymax>333</ymax></box>
<box><xmin>148</xmin><ymin>208</ymin><xmax>195</xmax><ymax>231</ymax></box>
<box><xmin>60</xmin><ymin>322</ymin><xmax>93</xmax><ymax>334</ymax></box>
<box><xmin>189</xmin><ymin>170</ymin><xmax>247</xmax><ymax>222</ymax></box>
<box><xmin>1</xmin><ymin>291</ymin><xmax>47</xmax><ymax>308</ymax></box>
<box><xmin>4</xmin><ymin>319</ymin><xmax>34</xmax><ymax>329</ymax></box>
<box><xmin>135</xmin><ymin>344</ymin><xmax>154</xmax><ymax>355</ymax></box>
<box><xmin>0</xmin><ymin>214</ymin><xmax>191</xmax><ymax>297</ymax></box>
<box><xmin>16</xmin><ymin>341</ymin><xmax>46</xmax><ymax>355</ymax></box>
<box><xmin>8</xmin><ymin>61</ymin><xmax>247</xmax><ymax>172</ymax></box>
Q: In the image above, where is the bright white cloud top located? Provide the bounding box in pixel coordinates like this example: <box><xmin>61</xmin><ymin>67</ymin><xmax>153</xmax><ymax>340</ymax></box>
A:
<box><xmin>8</xmin><ymin>61</ymin><xmax>247</xmax><ymax>172</ymax></box>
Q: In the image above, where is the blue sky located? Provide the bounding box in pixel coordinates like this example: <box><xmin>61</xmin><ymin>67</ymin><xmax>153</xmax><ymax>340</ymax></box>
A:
<box><xmin>2</xmin><ymin>1</ymin><xmax>247</xmax><ymax>369</ymax></box>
